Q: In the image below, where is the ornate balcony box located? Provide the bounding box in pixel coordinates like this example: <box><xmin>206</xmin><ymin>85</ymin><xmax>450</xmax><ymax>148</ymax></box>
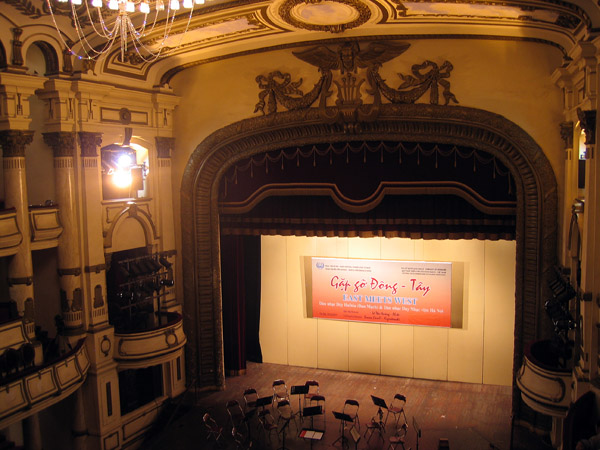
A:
<box><xmin>516</xmin><ymin>340</ymin><xmax>572</xmax><ymax>417</ymax></box>
<box><xmin>114</xmin><ymin>312</ymin><xmax>186</xmax><ymax>369</ymax></box>
<box><xmin>29</xmin><ymin>204</ymin><xmax>63</xmax><ymax>250</ymax></box>
<box><xmin>0</xmin><ymin>339</ymin><xmax>89</xmax><ymax>429</ymax></box>
<box><xmin>0</xmin><ymin>208</ymin><xmax>22</xmax><ymax>257</ymax></box>
<box><xmin>0</xmin><ymin>319</ymin><xmax>29</xmax><ymax>354</ymax></box>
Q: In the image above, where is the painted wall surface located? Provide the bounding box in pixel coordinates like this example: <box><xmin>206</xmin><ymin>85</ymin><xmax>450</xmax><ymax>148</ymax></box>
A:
<box><xmin>260</xmin><ymin>236</ymin><xmax>516</xmax><ymax>386</ymax></box>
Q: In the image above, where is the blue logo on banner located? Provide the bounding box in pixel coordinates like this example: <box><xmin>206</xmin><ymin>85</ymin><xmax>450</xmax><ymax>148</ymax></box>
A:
<box><xmin>316</xmin><ymin>262</ymin><xmax>324</xmax><ymax>269</ymax></box>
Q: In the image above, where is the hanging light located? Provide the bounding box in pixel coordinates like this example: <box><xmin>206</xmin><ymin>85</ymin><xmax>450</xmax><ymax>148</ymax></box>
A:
<box><xmin>45</xmin><ymin>0</ymin><xmax>205</xmax><ymax>63</ymax></box>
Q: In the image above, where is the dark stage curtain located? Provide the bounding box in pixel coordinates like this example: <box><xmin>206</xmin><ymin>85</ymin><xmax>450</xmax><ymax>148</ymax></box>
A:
<box><xmin>219</xmin><ymin>141</ymin><xmax>516</xmax><ymax>240</ymax></box>
<box><xmin>221</xmin><ymin>235</ymin><xmax>262</xmax><ymax>374</ymax></box>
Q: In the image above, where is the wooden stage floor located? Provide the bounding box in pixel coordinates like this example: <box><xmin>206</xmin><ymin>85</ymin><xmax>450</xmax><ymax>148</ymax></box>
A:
<box><xmin>148</xmin><ymin>361</ymin><xmax>534</xmax><ymax>450</ymax></box>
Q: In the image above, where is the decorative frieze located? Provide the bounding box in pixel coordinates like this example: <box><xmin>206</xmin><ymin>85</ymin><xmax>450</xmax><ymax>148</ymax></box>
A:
<box><xmin>255</xmin><ymin>41</ymin><xmax>458</xmax><ymax>133</ymax></box>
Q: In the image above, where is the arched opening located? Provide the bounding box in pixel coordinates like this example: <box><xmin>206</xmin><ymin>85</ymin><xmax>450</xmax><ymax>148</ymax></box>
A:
<box><xmin>25</xmin><ymin>41</ymin><xmax>59</xmax><ymax>76</ymax></box>
<box><xmin>0</xmin><ymin>42</ymin><xmax>7</xmax><ymax>69</ymax></box>
<box><xmin>180</xmin><ymin>103</ymin><xmax>558</xmax><ymax>423</ymax></box>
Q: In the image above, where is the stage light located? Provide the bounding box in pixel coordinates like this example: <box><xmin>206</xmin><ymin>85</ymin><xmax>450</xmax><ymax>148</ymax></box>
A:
<box><xmin>112</xmin><ymin>168</ymin><xmax>133</xmax><ymax>189</ymax></box>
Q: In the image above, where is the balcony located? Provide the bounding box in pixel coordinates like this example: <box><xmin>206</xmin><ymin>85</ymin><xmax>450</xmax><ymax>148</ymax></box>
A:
<box><xmin>0</xmin><ymin>338</ymin><xmax>89</xmax><ymax>429</ymax></box>
<box><xmin>114</xmin><ymin>312</ymin><xmax>186</xmax><ymax>369</ymax></box>
<box><xmin>516</xmin><ymin>340</ymin><xmax>572</xmax><ymax>417</ymax></box>
<box><xmin>0</xmin><ymin>208</ymin><xmax>22</xmax><ymax>257</ymax></box>
<box><xmin>29</xmin><ymin>204</ymin><xmax>63</xmax><ymax>250</ymax></box>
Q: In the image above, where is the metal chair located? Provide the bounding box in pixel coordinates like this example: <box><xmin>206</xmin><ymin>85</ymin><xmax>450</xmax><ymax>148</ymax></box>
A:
<box><xmin>385</xmin><ymin>394</ymin><xmax>408</xmax><ymax>430</ymax></box>
<box><xmin>276</xmin><ymin>399</ymin><xmax>298</xmax><ymax>432</ymax></box>
<box><xmin>272</xmin><ymin>379</ymin><xmax>290</xmax><ymax>405</ymax></box>
<box><xmin>243</xmin><ymin>388</ymin><xmax>259</xmax><ymax>412</ymax></box>
<box><xmin>258</xmin><ymin>409</ymin><xmax>279</xmax><ymax>444</ymax></box>
<box><xmin>232</xmin><ymin>427</ymin><xmax>253</xmax><ymax>449</ymax></box>
<box><xmin>226</xmin><ymin>399</ymin><xmax>246</xmax><ymax>430</ymax></box>
<box><xmin>388</xmin><ymin>423</ymin><xmax>409</xmax><ymax>450</ymax></box>
<box><xmin>310</xmin><ymin>394</ymin><xmax>326</xmax><ymax>431</ymax></box>
<box><xmin>343</xmin><ymin>399</ymin><xmax>360</xmax><ymax>431</ymax></box>
<box><xmin>304</xmin><ymin>380</ymin><xmax>319</xmax><ymax>406</ymax></box>
<box><xmin>203</xmin><ymin>412</ymin><xmax>224</xmax><ymax>445</ymax></box>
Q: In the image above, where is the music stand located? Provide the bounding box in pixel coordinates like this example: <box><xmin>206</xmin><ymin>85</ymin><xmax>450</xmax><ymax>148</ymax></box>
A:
<box><xmin>371</xmin><ymin>395</ymin><xmax>387</xmax><ymax>429</ymax></box>
<box><xmin>364</xmin><ymin>395</ymin><xmax>387</xmax><ymax>443</ymax></box>
<box><xmin>349</xmin><ymin>425</ymin><xmax>361</xmax><ymax>450</ymax></box>
<box><xmin>256</xmin><ymin>395</ymin><xmax>273</xmax><ymax>411</ymax></box>
<box><xmin>300</xmin><ymin>406</ymin><xmax>323</xmax><ymax>450</ymax></box>
<box><xmin>291</xmin><ymin>384</ymin><xmax>309</xmax><ymax>419</ymax></box>
<box><xmin>332</xmin><ymin>411</ymin><xmax>353</xmax><ymax>448</ymax></box>
<box><xmin>413</xmin><ymin>416</ymin><xmax>422</xmax><ymax>450</ymax></box>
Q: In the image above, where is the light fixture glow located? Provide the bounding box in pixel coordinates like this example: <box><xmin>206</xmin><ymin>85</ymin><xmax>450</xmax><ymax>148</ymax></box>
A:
<box><xmin>46</xmin><ymin>0</ymin><xmax>205</xmax><ymax>63</ymax></box>
<box><xmin>113</xmin><ymin>169</ymin><xmax>133</xmax><ymax>189</ymax></box>
<box><xmin>116</xmin><ymin>154</ymin><xmax>133</xmax><ymax>169</ymax></box>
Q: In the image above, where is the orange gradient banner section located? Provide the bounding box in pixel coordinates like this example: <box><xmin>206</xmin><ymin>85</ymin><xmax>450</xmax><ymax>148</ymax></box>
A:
<box><xmin>311</xmin><ymin>257</ymin><xmax>452</xmax><ymax>327</ymax></box>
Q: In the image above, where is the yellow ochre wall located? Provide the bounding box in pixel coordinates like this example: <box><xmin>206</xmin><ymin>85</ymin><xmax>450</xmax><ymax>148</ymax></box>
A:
<box><xmin>260</xmin><ymin>236</ymin><xmax>516</xmax><ymax>386</ymax></box>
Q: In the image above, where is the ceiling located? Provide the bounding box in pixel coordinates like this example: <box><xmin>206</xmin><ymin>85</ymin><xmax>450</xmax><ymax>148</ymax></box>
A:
<box><xmin>2</xmin><ymin>0</ymin><xmax>600</xmax><ymax>85</ymax></box>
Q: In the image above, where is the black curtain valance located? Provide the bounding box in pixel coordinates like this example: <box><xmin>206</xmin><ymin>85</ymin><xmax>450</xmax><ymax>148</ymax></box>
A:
<box><xmin>219</xmin><ymin>141</ymin><xmax>516</xmax><ymax>240</ymax></box>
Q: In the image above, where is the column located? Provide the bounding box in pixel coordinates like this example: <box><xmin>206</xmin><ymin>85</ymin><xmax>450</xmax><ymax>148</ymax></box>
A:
<box><xmin>72</xmin><ymin>388</ymin><xmax>88</xmax><ymax>450</ymax></box>
<box><xmin>22</xmin><ymin>413</ymin><xmax>42</xmax><ymax>450</ymax></box>
<box><xmin>78</xmin><ymin>131</ymin><xmax>108</xmax><ymax>329</ymax></box>
<box><xmin>155</xmin><ymin>136</ymin><xmax>177</xmax><ymax>310</ymax></box>
<box><xmin>77</xmin><ymin>131</ymin><xmax>122</xmax><ymax>449</ymax></box>
<box><xmin>0</xmin><ymin>130</ymin><xmax>35</xmax><ymax>337</ymax></box>
<box><xmin>43</xmin><ymin>131</ymin><xmax>84</xmax><ymax>333</ymax></box>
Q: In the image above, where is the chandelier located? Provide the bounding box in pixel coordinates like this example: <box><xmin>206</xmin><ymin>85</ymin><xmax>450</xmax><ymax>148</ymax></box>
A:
<box><xmin>46</xmin><ymin>0</ymin><xmax>204</xmax><ymax>63</ymax></box>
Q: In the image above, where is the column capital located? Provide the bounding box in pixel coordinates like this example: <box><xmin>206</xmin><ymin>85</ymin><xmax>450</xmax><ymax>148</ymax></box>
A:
<box><xmin>43</xmin><ymin>131</ymin><xmax>77</xmax><ymax>157</ymax></box>
<box><xmin>155</xmin><ymin>136</ymin><xmax>174</xmax><ymax>159</ymax></box>
<box><xmin>0</xmin><ymin>129</ymin><xmax>34</xmax><ymax>157</ymax></box>
<box><xmin>78</xmin><ymin>131</ymin><xmax>102</xmax><ymax>157</ymax></box>
<box><xmin>560</xmin><ymin>122</ymin><xmax>574</xmax><ymax>150</ymax></box>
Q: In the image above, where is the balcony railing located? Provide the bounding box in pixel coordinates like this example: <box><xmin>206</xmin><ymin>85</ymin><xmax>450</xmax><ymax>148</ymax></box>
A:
<box><xmin>0</xmin><ymin>339</ymin><xmax>89</xmax><ymax>429</ymax></box>
<box><xmin>29</xmin><ymin>204</ymin><xmax>63</xmax><ymax>250</ymax></box>
<box><xmin>0</xmin><ymin>208</ymin><xmax>22</xmax><ymax>257</ymax></box>
<box><xmin>114</xmin><ymin>312</ymin><xmax>186</xmax><ymax>368</ymax></box>
<box><xmin>516</xmin><ymin>340</ymin><xmax>572</xmax><ymax>417</ymax></box>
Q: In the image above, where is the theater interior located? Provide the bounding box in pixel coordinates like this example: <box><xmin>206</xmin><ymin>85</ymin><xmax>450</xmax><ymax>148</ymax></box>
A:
<box><xmin>1</xmin><ymin>0</ymin><xmax>600</xmax><ymax>449</ymax></box>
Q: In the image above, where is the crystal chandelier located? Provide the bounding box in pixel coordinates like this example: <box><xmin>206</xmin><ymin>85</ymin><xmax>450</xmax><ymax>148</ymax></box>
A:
<box><xmin>46</xmin><ymin>0</ymin><xmax>204</xmax><ymax>63</ymax></box>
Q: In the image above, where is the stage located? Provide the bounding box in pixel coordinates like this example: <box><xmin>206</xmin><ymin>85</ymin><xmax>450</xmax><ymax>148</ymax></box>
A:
<box><xmin>147</xmin><ymin>361</ymin><xmax>546</xmax><ymax>449</ymax></box>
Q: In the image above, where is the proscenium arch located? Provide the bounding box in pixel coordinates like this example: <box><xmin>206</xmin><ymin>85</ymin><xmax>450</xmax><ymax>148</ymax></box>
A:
<box><xmin>180</xmin><ymin>103</ymin><xmax>557</xmax><ymax>420</ymax></box>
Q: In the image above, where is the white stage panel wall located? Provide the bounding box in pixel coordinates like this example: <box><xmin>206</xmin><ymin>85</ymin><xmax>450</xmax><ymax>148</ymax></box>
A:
<box><xmin>260</xmin><ymin>235</ymin><xmax>516</xmax><ymax>386</ymax></box>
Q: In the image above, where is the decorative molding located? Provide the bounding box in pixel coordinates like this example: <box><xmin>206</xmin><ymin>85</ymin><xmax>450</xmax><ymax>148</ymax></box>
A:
<box><xmin>11</xmin><ymin>27</ymin><xmax>24</xmax><ymax>67</ymax></box>
<box><xmin>8</xmin><ymin>276</ymin><xmax>33</xmax><ymax>286</ymax></box>
<box><xmin>155</xmin><ymin>136</ymin><xmax>175</xmax><ymax>159</ymax></box>
<box><xmin>43</xmin><ymin>132</ymin><xmax>76</xmax><ymax>158</ymax></box>
<box><xmin>84</xmin><ymin>264</ymin><xmax>106</xmax><ymax>273</ymax></box>
<box><xmin>255</xmin><ymin>41</ymin><xmax>458</xmax><ymax>132</ymax></box>
<box><xmin>278</xmin><ymin>0</ymin><xmax>371</xmax><ymax>33</ymax></box>
<box><xmin>559</xmin><ymin>121</ymin><xmax>573</xmax><ymax>150</ymax></box>
<box><xmin>58</xmin><ymin>267</ymin><xmax>82</xmax><ymax>277</ymax></box>
<box><xmin>78</xmin><ymin>132</ymin><xmax>102</xmax><ymax>158</ymax></box>
<box><xmin>0</xmin><ymin>130</ymin><xmax>34</xmax><ymax>157</ymax></box>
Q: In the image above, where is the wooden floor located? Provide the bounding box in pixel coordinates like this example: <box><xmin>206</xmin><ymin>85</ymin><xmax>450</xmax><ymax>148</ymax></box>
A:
<box><xmin>148</xmin><ymin>361</ymin><xmax>541</xmax><ymax>450</ymax></box>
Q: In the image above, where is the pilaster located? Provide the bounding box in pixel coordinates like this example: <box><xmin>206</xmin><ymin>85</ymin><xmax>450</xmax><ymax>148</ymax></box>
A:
<box><xmin>78</xmin><ymin>131</ymin><xmax>109</xmax><ymax>330</ymax></box>
<box><xmin>0</xmin><ymin>130</ymin><xmax>35</xmax><ymax>335</ymax></box>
